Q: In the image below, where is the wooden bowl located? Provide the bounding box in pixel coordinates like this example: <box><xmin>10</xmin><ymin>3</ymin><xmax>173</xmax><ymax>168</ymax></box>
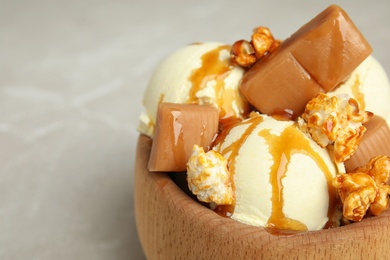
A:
<box><xmin>134</xmin><ymin>135</ymin><xmax>390</xmax><ymax>259</ymax></box>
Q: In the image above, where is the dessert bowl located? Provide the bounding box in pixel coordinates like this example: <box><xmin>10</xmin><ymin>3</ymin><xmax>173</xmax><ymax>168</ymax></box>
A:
<box><xmin>135</xmin><ymin>134</ymin><xmax>390</xmax><ymax>259</ymax></box>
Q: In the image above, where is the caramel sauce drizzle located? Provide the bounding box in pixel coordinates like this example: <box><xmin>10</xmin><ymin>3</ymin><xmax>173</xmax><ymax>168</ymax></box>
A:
<box><xmin>351</xmin><ymin>75</ymin><xmax>365</xmax><ymax>111</ymax></box>
<box><xmin>187</xmin><ymin>45</ymin><xmax>251</xmax><ymax>121</ymax></box>
<box><xmin>259</xmin><ymin>127</ymin><xmax>307</xmax><ymax>231</ymax></box>
<box><xmin>259</xmin><ymin>124</ymin><xmax>337</xmax><ymax>231</ymax></box>
<box><xmin>214</xmin><ymin>115</ymin><xmax>264</xmax><ymax>217</ymax></box>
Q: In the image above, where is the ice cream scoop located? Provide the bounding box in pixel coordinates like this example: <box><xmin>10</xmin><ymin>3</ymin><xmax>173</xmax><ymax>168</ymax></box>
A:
<box><xmin>138</xmin><ymin>42</ymin><xmax>250</xmax><ymax>137</ymax></box>
<box><xmin>187</xmin><ymin>113</ymin><xmax>343</xmax><ymax>231</ymax></box>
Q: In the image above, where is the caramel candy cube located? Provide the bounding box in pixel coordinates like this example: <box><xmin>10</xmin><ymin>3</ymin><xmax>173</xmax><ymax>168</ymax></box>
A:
<box><xmin>148</xmin><ymin>103</ymin><xmax>219</xmax><ymax>172</ymax></box>
<box><xmin>240</xmin><ymin>5</ymin><xmax>372</xmax><ymax>119</ymax></box>
<box><xmin>345</xmin><ymin>115</ymin><xmax>390</xmax><ymax>173</ymax></box>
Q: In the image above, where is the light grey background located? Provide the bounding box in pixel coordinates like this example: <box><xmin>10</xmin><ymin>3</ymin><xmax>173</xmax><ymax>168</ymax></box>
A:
<box><xmin>0</xmin><ymin>0</ymin><xmax>389</xmax><ymax>259</ymax></box>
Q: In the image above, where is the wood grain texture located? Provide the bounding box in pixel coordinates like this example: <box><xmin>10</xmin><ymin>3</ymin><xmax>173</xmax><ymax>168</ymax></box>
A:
<box><xmin>134</xmin><ymin>135</ymin><xmax>390</xmax><ymax>259</ymax></box>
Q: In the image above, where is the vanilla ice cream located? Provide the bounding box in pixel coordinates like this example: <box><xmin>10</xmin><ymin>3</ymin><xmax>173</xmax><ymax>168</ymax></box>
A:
<box><xmin>138</xmin><ymin>42</ymin><xmax>250</xmax><ymax>137</ymax></box>
<box><xmin>188</xmin><ymin>113</ymin><xmax>343</xmax><ymax>231</ymax></box>
<box><xmin>328</xmin><ymin>55</ymin><xmax>390</xmax><ymax>125</ymax></box>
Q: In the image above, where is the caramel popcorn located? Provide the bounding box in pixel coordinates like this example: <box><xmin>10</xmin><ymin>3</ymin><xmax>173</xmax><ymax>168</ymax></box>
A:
<box><xmin>333</xmin><ymin>156</ymin><xmax>390</xmax><ymax>222</ymax></box>
<box><xmin>230</xmin><ymin>26</ymin><xmax>280</xmax><ymax>68</ymax></box>
<box><xmin>186</xmin><ymin>145</ymin><xmax>234</xmax><ymax>205</ymax></box>
<box><xmin>251</xmin><ymin>27</ymin><xmax>280</xmax><ymax>59</ymax></box>
<box><xmin>230</xmin><ymin>40</ymin><xmax>257</xmax><ymax>68</ymax></box>
<box><xmin>299</xmin><ymin>93</ymin><xmax>373</xmax><ymax>163</ymax></box>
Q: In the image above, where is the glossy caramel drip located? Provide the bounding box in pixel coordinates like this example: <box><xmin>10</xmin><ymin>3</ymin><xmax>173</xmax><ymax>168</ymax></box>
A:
<box><xmin>351</xmin><ymin>76</ymin><xmax>365</xmax><ymax>111</ymax></box>
<box><xmin>211</xmin><ymin>117</ymin><xmax>243</xmax><ymax>148</ymax></box>
<box><xmin>187</xmin><ymin>45</ymin><xmax>251</xmax><ymax>121</ymax></box>
<box><xmin>214</xmin><ymin>115</ymin><xmax>264</xmax><ymax>217</ymax></box>
<box><xmin>259</xmin><ymin>125</ymin><xmax>337</xmax><ymax>231</ymax></box>
<box><xmin>158</xmin><ymin>93</ymin><xmax>165</xmax><ymax>106</ymax></box>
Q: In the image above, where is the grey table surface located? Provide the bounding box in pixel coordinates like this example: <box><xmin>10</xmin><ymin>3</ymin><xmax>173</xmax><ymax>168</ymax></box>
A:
<box><xmin>1</xmin><ymin>0</ymin><xmax>389</xmax><ymax>259</ymax></box>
